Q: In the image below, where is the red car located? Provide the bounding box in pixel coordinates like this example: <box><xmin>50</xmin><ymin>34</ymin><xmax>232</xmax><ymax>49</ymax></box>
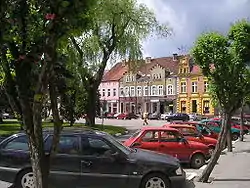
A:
<box><xmin>163</xmin><ymin>124</ymin><xmax>217</xmax><ymax>154</ymax></box>
<box><xmin>124</xmin><ymin>126</ymin><xmax>211</xmax><ymax>169</ymax></box>
<box><xmin>169</xmin><ymin>121</ymin><xmax>219</xmax><ymax>139</ymax></box>
<box><xmin>117</xmin><ymin>113</ymin><xmax>138</xmax><ymax>120</ymax></box>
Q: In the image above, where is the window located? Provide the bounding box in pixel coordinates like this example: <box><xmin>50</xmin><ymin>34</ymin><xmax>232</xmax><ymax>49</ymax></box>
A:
<box><xmin>124</xmin><ymin>86</ymin><xmax>129</xmax><ymax>96</ymax></box>
<box><xmin>204</xmin><ymin>81</ymin><xmax>209</xmax><ymax>92</ymax></box>
<box><xmin>126</xmin><ymin>75</ymin><xmax>130</xmax><ymax>82</ymax></box>
<box><xmin>181</xmin><ymin>82</ymin><xmax>186</xmax><ymax>93</ymax></box>
<box><xmin>153</xmin><ymin>74</ymin><xmax>156</xmax><ymax>79</ymax></box>
<box><xmin>179</xmin><ymin>128</ymin><xmax>198</xmax><ymax>136</ymax></box>
<box><xmin>102</xmin><ymin>89</ymin><xmax>105</xmax><ymax>97</ymax></box>
<box><xmin>45</xmin><ymin>135</ymin><xmax>80</xmax><ymax>154</ymax></box>
<box><xmin>130</xmin><ymin>86</ymin><xmax>135</xmax><ymax>96</ymax></box>
<box><xmin>158</xmin><ymin>85</ymin><xmax>163</xmax><ymax>96</ymax></box>
<box><xmin>113</xmin><ymin>88</ymin><xmax>116</xmax><ymax>96</ymax></box>
<box><xmin>120</xmin><ymin>87</ymin><xmax>124</xmax><ymax>96</ymax></box>
<box><xmin>143</xmin><ymin>86</ymin><xmax>149</xmax><ymax>96</ymax></box>
<box><xmin>107</xmin><ymin>89</ymin><xmax>111</xmax><ymax>96</ymax></box>
<box><xmin>137</xmin><ymin>86</ymin><xmax>142</xmax><ymax>96</ymax></box>
<box><xmin>141</xmin><ymin>131</ymin><xmax>159</xmax><ymax>142</ymax></box>
<box><xmin>159</xmin><ymin>131</ymin><xmax>182</xmax><ymax>142</ymax></box>
<box><xmin>151</xmin><ymin>85</ymin><xmax>157</xmax><ymax>96</ymax></box>
<box><xmin>4</xmin><ymin>135</ymin><xmax>29</xmax><ymax>151</ymax></box>
<box><xmin>181</xmin><ymin>101</ymin><xmax>186</xmax><ymax>112</ymax></box>
<box><xmin>159</xmin><ymin>74</ymin><xmax>162</xmax><ymax>79</ymax></box>
<box><xmin>167</xmin><ymin>85</ymin><xmax>173</xmax><ymax>95</ymax></box>
<box><xmin>203</xmin><ymin>100</ymin><xmax>210</xmax><ymax>114</ymax></box>
<box><xmin>192</xmin><ymin>82</ymin><xmax>197</xmax><ymax>93</ymax></box>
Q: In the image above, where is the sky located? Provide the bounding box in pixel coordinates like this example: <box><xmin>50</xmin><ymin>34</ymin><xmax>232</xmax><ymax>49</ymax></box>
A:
<box><xmin>138</xmin><ymin>0</ymin><xmax>250</xmax><ymax>58</ymax></box>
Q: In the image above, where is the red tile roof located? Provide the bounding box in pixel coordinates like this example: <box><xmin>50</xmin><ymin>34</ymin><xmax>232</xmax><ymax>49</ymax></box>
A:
<box><xmin>102</xmin><ymin>62</ymin><xmax>128</xmax><ymax>82</ymax></box>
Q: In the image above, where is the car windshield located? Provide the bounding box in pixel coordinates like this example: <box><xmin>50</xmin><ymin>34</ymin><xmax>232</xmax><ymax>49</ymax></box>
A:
<box><xmin>130</xmin><ymin>130</ymin><xmax>141</xmax><ymax>138</ymax></box>
<box><xmin>105</xmin><ymin>134</ymin><xmax>132</xmax><ymax>155</ymax></box>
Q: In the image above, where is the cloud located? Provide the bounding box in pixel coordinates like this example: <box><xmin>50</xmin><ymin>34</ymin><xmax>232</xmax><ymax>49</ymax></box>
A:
<box><xmin>139</xmin><ymin>0</ymin><xmax>250</xmax><ymax>58</ymax></box>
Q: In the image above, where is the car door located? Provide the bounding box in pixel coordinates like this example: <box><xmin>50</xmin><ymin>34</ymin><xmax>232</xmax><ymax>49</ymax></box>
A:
<box><xmin>79</xmin><ymin>136</ymin><xmax>129</xmax><ymax>188</ymax></box>
<box><xmin>134</xmin><ymin>130</ymin><xmax>160</xmax><ymax>152</ymax></box>
<box><xmin>0</xmin><ymin>135</ymin><xmax>30</xmax><ymax>168</ymax></box>
<box><xmin>45</xmin><ymin>135</ymin><xmax>82</xmax><ymax>188</ymax></box>
<box><xmin>159</xmin><ymin>130</ymin><xmax>191</xmax><ymax>162</ymax></box>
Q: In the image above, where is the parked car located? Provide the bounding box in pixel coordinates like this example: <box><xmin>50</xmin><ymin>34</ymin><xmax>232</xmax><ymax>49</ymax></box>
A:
<box><xmin>0</xmin><ymin>129</ymin><xmax>186</xmax><ymax>188</ymax></box>
<box><xmin>160</xmin><ymin>112</ymin><xmax>173</xmax><ymax>120</ymax></box>
<box><xmin>117</xmin><ymin>113</ymin><xmax>138</xmax><ymax>120</ymax></box>
<box><xmin>188</xmin><ymin>113</ymin><xmax>203</xmax><ymax>121</ymax></box>
<box><xmin>106</xmin><ymin>113</ymin><xmax>115</xmax><ymax>119</ymax></box>
<box><xmin>200</xmin><ymin>119</ymin><xmax>241</xmax><ymax>141</ymax></box>
<box><xmin>170</xmin><ymin>121</ymin><xmax>219</xmax><ymax>139</ymax></box>
<box><xmin>148</xmin><ymin>112</ymin><xmax>161</xmax><ymax>120</ymax></box>
<box><xmin>166</xmin><ymin>113</ymin><xmax>190</xmax><ymax>122</ymax></box>
<box><xmin>124</xmin><ymin>126</ymin><xmax>211</xmax><ymax>169</ymax></box>
<box><xmin>163</xmin><ymin>124</ymin><xmax>217</xmax><ymax>154</ymax></box>
<box><xmin>1</xmin><ymin>113</ymin><xmax>10</xmax><ymax>119</ymax></box>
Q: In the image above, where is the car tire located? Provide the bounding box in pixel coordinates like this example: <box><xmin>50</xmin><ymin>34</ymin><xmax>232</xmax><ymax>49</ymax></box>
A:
<box><xmin>208</xmin><ymin>146</ymin><xmax>215</xmax><ymax>155</ymax></box>
<box><xmin>191</xmin><ymin>154</ymin><xmax>205</xmax><ymax>169</ymax></box>
<box><xmin>232</xmin><ymin>133</ymin><xmax>239</xmax><ymax>141</ymax></box>
<box><xmin>15</xmin><ymin>168</ymin><xmax>34</xmax><ymax>188</ymax></box>
<box><xmin>140</xmin><ymin>172</ymin><xmax>170</xmax><ymax>188</ymax></box>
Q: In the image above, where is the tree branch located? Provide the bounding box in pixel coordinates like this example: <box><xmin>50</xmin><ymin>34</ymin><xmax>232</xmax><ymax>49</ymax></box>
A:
<box><xmin>70</xmin><ymin>36</ymin><xmax>84</xmax><ymax>59</ymax></box>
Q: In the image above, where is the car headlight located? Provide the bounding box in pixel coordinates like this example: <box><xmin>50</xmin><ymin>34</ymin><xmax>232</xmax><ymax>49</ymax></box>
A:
<box><xmin>175</xmin><ymin>166</ymin><xmax>183</xmax><ymax>175</ymax></box>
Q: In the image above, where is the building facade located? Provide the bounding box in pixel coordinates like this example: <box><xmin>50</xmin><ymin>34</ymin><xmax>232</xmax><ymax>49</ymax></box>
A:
<box><xmin>176</xmin><ymin>56</ymin><xmax>214</xmax><ymax>116</ymax></box>
<box><xmin>99</xmin><ymin>62</ymin><xmax>127</xmax><ymax>113</ymax></box>
<box><xmin>119</xmin><ymin>55</ymin><xmax>179</xmax><ymax>114</ymax></box>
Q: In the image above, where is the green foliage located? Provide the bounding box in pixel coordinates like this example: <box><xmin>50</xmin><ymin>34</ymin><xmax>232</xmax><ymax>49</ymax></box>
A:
<box><xmin>192</xmin><ymin>19</ymin><xmax>250</xmax><ymax>113</ymax></box>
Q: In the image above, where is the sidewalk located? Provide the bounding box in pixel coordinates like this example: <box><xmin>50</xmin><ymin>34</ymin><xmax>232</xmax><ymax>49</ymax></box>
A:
<box><xmin>193</xmin><ymin>134</ymin><xmax>250</xmax><ymax>188</ymax></box>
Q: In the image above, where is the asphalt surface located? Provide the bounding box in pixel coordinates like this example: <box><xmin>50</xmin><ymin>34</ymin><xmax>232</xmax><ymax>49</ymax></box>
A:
<box><xmin>0</xmin><ymin>118</ymin><xmax>200</xmax><ymax>187</ymax></box>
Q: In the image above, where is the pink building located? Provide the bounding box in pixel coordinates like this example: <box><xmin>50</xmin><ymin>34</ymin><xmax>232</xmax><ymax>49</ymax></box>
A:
<box><xmin>99</xmin><ymin>62</ymin><xmax>127</xmax><ymax>113</ymax></box>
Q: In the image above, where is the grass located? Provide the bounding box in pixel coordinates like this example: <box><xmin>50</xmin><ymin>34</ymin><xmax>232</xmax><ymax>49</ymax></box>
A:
<box><xmin>0</xmin><ymin>119</ymin><xmax>127</xmax><ymax>137</ymax></box>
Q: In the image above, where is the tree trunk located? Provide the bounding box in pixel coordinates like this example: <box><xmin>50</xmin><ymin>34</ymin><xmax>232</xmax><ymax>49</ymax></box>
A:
<box><xmin>198</xmin><ymin>112</ymin><xmax>231</xmax><ymax>182</ymax></box>
<box><xmin>240</xmin><ymin>104</ymin><xmax>244</xmax><ymax>141</ymax></box>
<box><xmin>226</xmin><ymin>131</ymin><xmax>233</xmax><ymax>152</ymax></box>
<box><xmin>85</xmin><ymin>84</ymin><xmax>97</xmax><ymax>127</ymax></box>
<box><xmin>49</xmin><ymin>80</ymin><xmax>63</xmax><ymax>157</ymax></box>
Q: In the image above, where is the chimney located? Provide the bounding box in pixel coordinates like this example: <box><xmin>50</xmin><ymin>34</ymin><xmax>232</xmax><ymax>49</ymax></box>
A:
<box><xmin>145</xmin><ymin>57</ymin><xmax>151</xmax><ymax>64</ymax></box>
<box><xmin>173</xmin><ymin>53</ymin><xmax>178</xmax><ymax>61</ymax></box>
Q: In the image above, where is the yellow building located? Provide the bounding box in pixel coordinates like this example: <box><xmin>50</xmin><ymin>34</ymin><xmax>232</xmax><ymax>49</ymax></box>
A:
<box><xmin>176</xmin><ymin>56</ymin><xmax>215</xmax><ymax>116</ymax></box>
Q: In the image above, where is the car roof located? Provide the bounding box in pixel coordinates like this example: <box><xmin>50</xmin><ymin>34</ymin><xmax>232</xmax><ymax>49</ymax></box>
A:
<box><xmin>141</xmin><ymin>126</ymin><xmax>179</xmax><ymax>132</ymax></box>
<box><xmin>12</xmin><ymin>127</ymin><xmax>106</xmax><ymax>137</ymax></box>
<box><xmin>166</xmin><ymin>124</ymin><xmax>195</xmax><ymax>129</ymax></box>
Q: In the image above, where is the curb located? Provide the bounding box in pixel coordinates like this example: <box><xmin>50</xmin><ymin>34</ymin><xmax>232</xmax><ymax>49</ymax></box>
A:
<box><xmin>188</xmin><ymin>139</ymin><xmax>240</xmax><ymax>181</ymax></box>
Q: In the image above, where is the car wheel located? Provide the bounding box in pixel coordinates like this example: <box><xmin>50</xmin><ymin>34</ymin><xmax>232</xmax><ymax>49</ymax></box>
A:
<box><xmin>232</xmin><ymin>133</ymin><xmax>239</xmax><ymax>141</ymax></box>
<box><xmin>208</xmin><ymin>146</ymin><xmax>215</xmax><ymax>155</ymax></box>
<box><xmin>140</xmin><ymin>173</ymin><xmax>170</xmax><ymax>188</ymax></box>
<box><xmin>191</xmin><ymin>154</ymin><xmax>205</xmax><ymax>169</ymax></box>
<box><xmin>15</xmin><ymin>168</ymin><xmax>34</xmax><ymax>188</ymax></box>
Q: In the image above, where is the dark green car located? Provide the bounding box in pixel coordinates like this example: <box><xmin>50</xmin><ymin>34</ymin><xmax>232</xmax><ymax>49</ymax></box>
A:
<box><xmin>200</xmin><ymin>119</ymin><xmax>240</xmax><ymax>141</ymax></box>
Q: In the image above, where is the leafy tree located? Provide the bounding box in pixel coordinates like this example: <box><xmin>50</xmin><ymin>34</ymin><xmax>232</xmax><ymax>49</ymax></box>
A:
<box><xmin>70</xmin><ymin>0</ymin><xmax>171</xmax><ymax>126</ymax></box>
<box><xmin>192</xmin><ymin>19</ymin><xmax>250</xmax><ymax>183</ymax></box>
<box><xmin>0</xmin><ymin>0</ymin><xmax>95</xmax><ymax>187</ymax></box>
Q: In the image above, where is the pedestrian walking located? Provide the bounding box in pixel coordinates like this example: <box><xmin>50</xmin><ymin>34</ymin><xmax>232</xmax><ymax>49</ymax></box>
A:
<box><xmin>143</xmin><ymin>112</ymin><xmax>148</xmax><ymax>126</ymax></box>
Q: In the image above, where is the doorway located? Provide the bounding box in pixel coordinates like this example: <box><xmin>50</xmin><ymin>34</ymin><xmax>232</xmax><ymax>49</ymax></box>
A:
<box><xmin>192</xmin><ymin>100</ymin><xmax>197</xmax><ymax>113</ymax></box>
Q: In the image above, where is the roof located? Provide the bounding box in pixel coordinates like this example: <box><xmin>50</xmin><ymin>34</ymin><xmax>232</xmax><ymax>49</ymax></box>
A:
<box><xmin>141</xmin><ymin>126</ymin><xmax>179</xmax><ymax>132</ymax></box>
<box><xmin>102</xmin><ymin>62</ymin><xmax>128</xmax><ymax>82</ymax></box>
<box><xmin>137</xmin><ymin>56</ymin><xmax>179</xmax><ymax>75</ymax></box>
<box><xmin>166</xmin><ymin>124</ymin><xmax>196</xmax><ymax>129</ymax></box>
